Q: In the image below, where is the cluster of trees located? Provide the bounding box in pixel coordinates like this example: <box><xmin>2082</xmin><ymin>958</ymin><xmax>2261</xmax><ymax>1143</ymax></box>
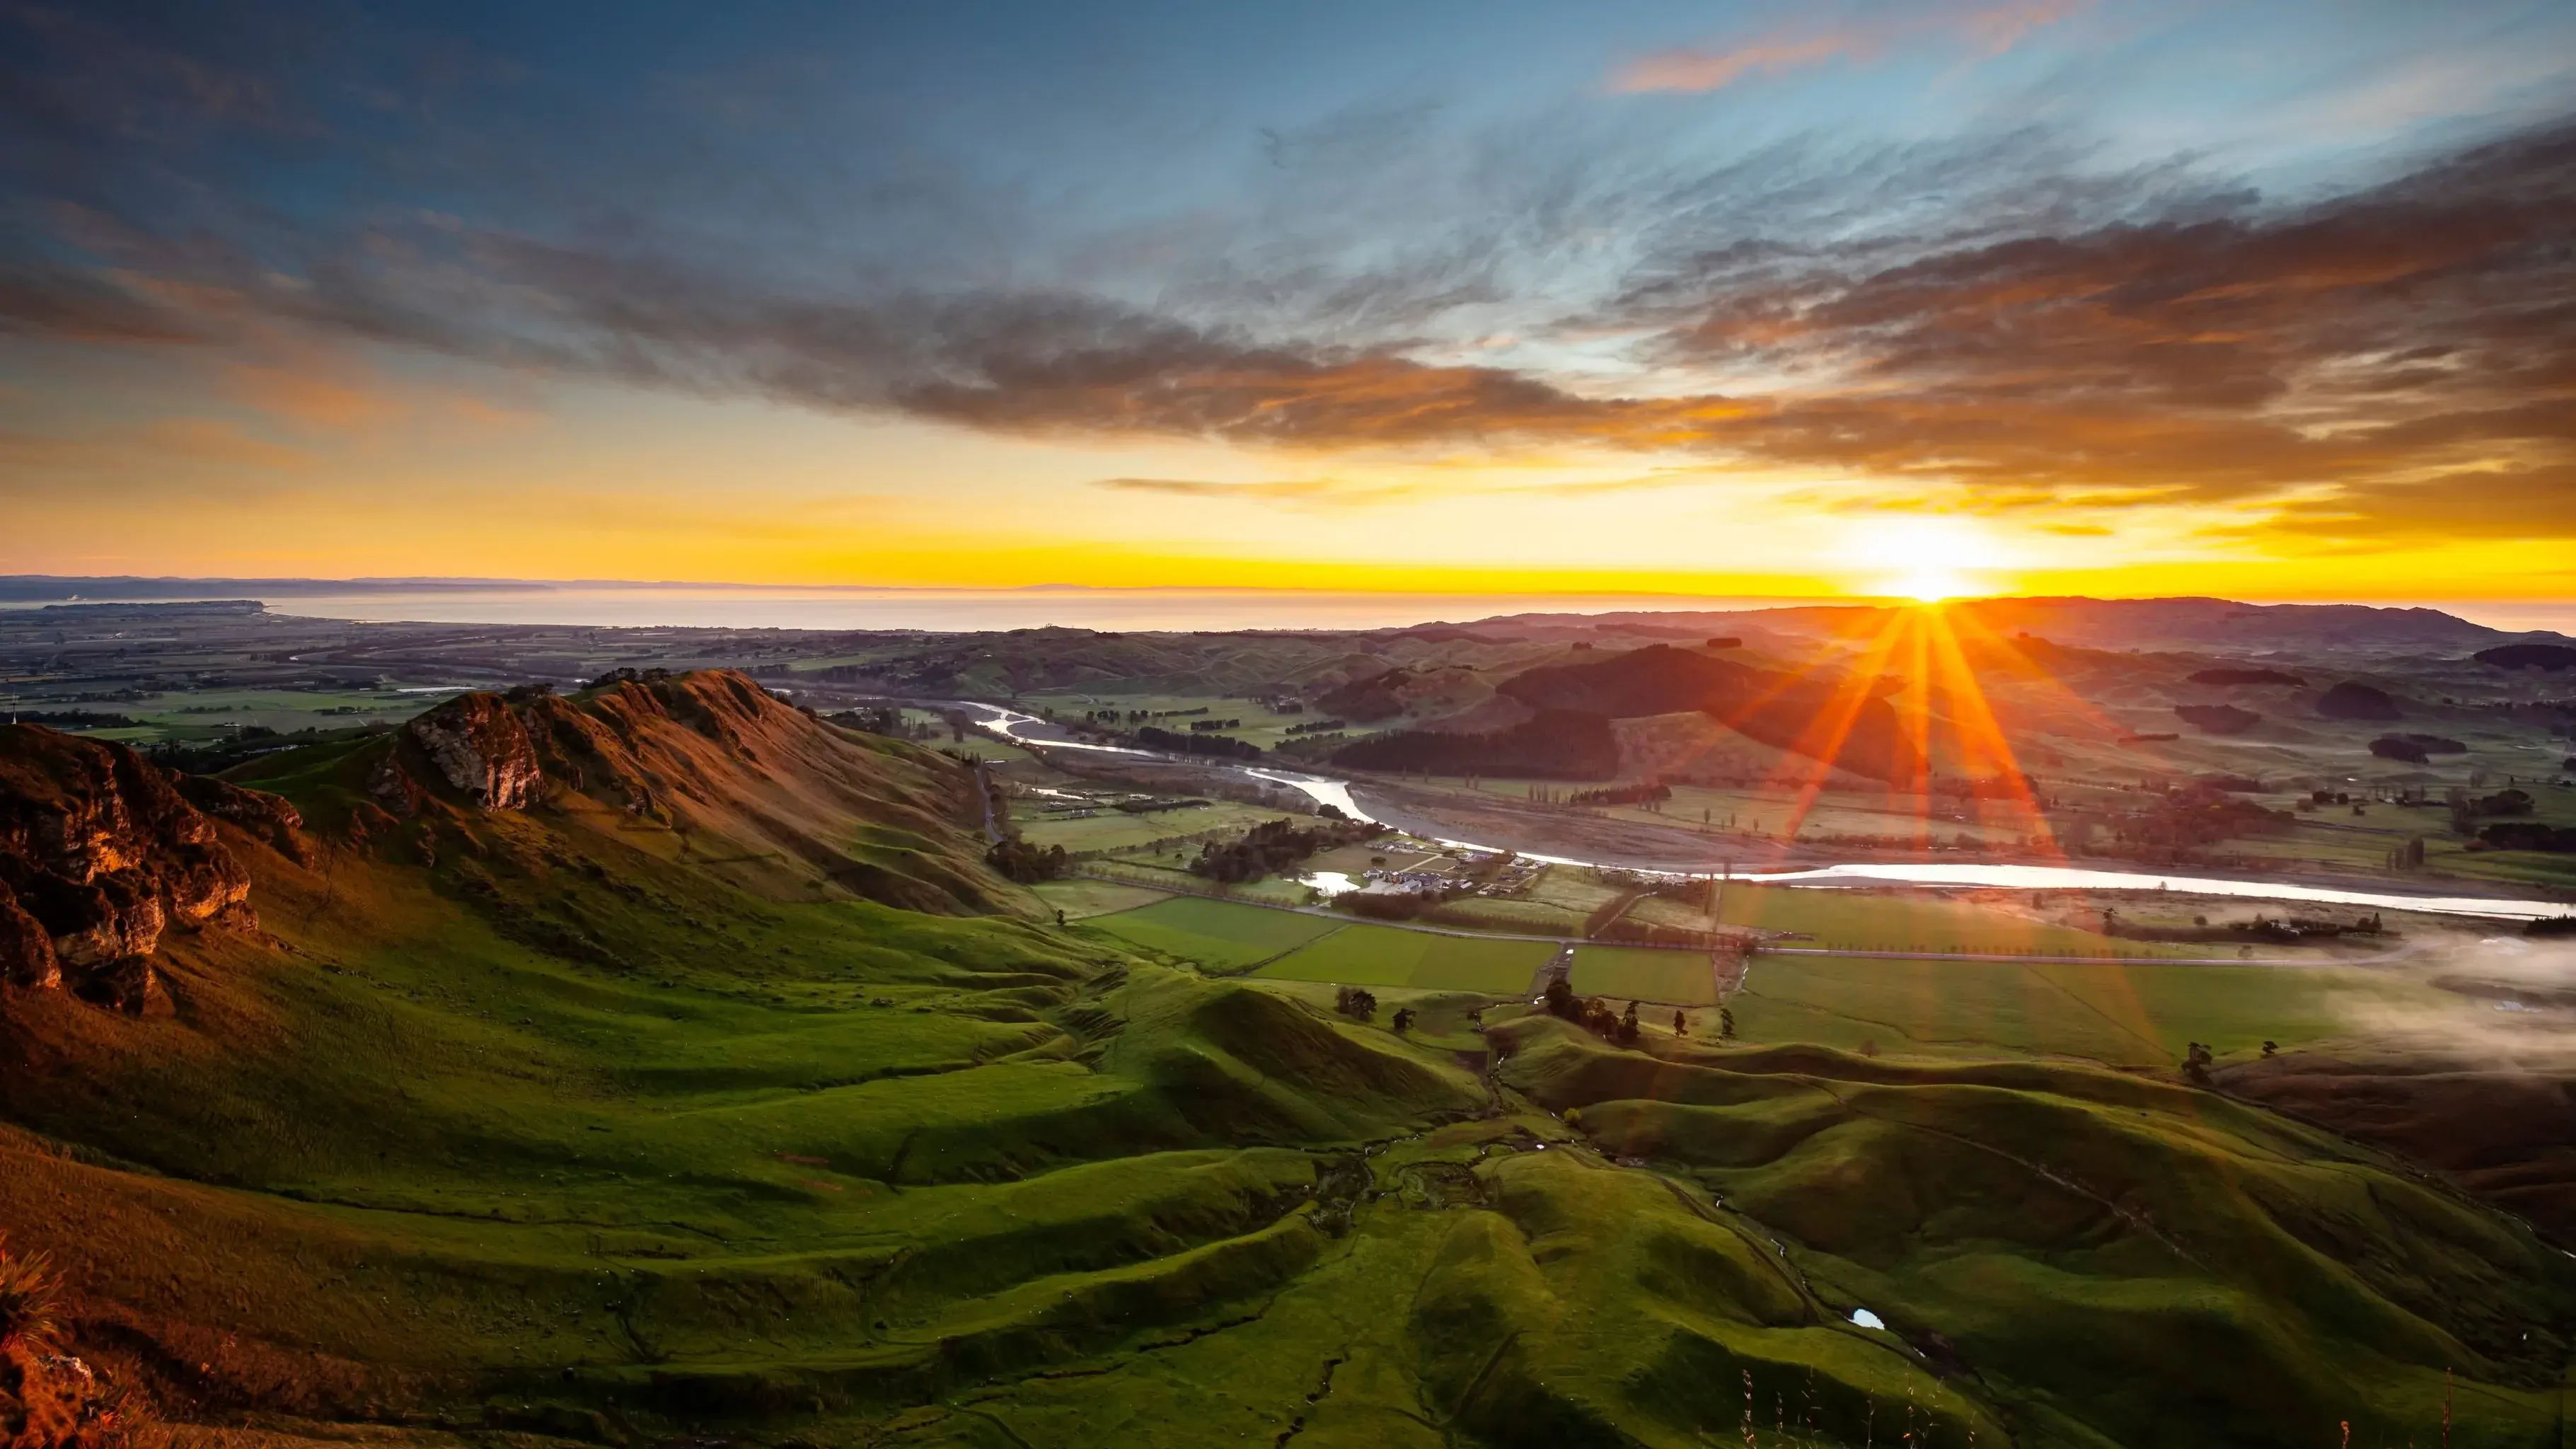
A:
<box><xmin>1333</xmin><ymin>708</ymin><xmax>1621</xmax><ymax>779</ymax></box>
<box><xmin>2473</xmin><ymin>643</ymin><xmax>2576</xmax><ymax>671</ymax></box>
<box><xmin>1083</xmin><ymin>706</ymin><xmax>1211</xmax><ymax>724</ymax></box>
<box><xmin>1134</xmin><ymin>725</ymin><xmax>1261</xmax><ymax>761</ymax></box>
<box><xmin>2370</xmin><ymin>733</ymin><xmax>2469</xmax><ymax>763</ymax></box>
<box><xmin>11</xmin><ymin>709</ymin><xmax>141</xmax><ymax>728</ymax></box>
<box><xmin>1284</xmin><ymin>717</ymin><xmax>1348</xmax><ymax>734</ymax></box>
<box><xmin>1187</xmin><ymin>717</ymin><xmax>1245</xmax><ymax>731</ymax></box>
<box><xmin>834</xmin><ymin>705</ymin><xmax>938</xmax><ymax>741</ymax></box>
<box><xmin>1542</xmin><ymin>978</ymin><xmax>1640</xmax><ymax>1044</ymax></box>
<box><xmin>584</xmin><ymin>666</ymin><xmax>673</xmax><ymax>689</ymax></box>
<box><xmin>2175</xmin><ymin>704</ymin><xmax>2263</xmax><ymax>736</ymax></box>
<box><xmin>2107</xmin><ymin>785</ymin><xmax>2296</xmax><ymax>851</ymax></box>
<box><xmin>1191</xmin><ymin>815</ymin><xmax>1386</xmax><ymax>883</ymax></box>
<box><xmin>2183</xmin><ymin>1041</ymin><xmax>2217</xmax><ymax>1084</ymax></box>
<box><xmin>2316</xmin><ymin>681</ymin><xmax>2403</xmax><ymax>720</ymax></box>
<box><xmin>984</xmin><ymin>838</ymin><xmax>1070</xmax><ymax>883</ymax></box>
<box><xmin>1333</xmin><ymin>986</ymin><xmax>1377</xmax><ymax>1021</ymax></box>
<box><xmin>1565</xmin><ymin>780</ymin><xmax>1673</xmax><ymax>807</ymax></box>
<box><xmin>2480</xmin><ymin>823</ymin><xmax>2576</xmax><ymax>853</ymax></box>
<box><xmin>1337</xmin><ymin>891</ymin><xmax>1423</xmax><ymax>920</ymax></box>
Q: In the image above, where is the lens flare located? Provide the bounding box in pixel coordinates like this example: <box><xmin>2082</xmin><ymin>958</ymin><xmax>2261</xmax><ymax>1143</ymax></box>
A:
<box><xmin>1846</xmin><ymin>517</ymin><xmax>2007</xmax><ymax>601</ymax></box>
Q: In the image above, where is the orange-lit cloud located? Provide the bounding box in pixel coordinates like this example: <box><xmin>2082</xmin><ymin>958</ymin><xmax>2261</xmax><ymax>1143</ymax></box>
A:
<box><xmin>1612</xmin><ymin>0</ymin><xmax>2089</xmax><ymax>93</ymax></box>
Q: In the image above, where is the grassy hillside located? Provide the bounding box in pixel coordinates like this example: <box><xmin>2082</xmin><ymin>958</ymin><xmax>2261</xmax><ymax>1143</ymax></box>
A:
<box><xmin>1493</xmin><ymin>1017</ymin><xmax>2576</xmax><ymax>1448</ymax></box>
<box><xmin>4</xmin><ymin>676</ymin><xmax>2572</xmax><ymax>1448</ymax></box>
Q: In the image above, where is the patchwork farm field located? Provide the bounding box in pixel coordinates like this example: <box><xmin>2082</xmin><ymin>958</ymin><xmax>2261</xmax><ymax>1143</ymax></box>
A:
<box><xmin>1014</xmin><ymin>798</ymin><xmax>1285</xmax><ymax>852</ymax></box>
<box><xmin>1729</xmin><ymin>954</ymin><xmax>2444</xmax><ymax>1068</ymax></box>
<box><xmin>1719</xmin><ymin>882</ymin><xmax>2198</xmax><ymax>957</ymax></box>
<box><xmin>1256</xmin><ymin>925</ymin><xmax>1554</xmax><ymax>993</ymax></box>
<box><xmin>1569</xmin><ymin>944</ymin><xmax>1724</xmax><ymax>1005</ymax></box>
<box><xmin>1085</xmin><ymin>894</ymin><xmax>1341</xmax><ymax>968</ymax></box>
<box><xmin>1029</xmin><ymin>877</ymin><xmax>1172</xmax><ymax>918</ymax></box>
<box><xmin>1083</xmin><ymin>896</ymin><xmax>1557</xmax><ymax>992</ymax></box>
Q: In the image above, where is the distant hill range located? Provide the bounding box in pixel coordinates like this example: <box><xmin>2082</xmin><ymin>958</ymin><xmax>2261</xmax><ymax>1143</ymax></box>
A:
<box><xmin>1330</xmin><ymin>642</ymin><xmax>1922</xmax><ymax>783</ymax></box>
<box><xmin>6</xmin><ymin>577</ymin><xmax>2566</xmax><ymax>659</ymax></box>
<box><xmin>1491</xmin><ymin>596</ymin><xmax>2570</xmax><ymax>654</ymax></box>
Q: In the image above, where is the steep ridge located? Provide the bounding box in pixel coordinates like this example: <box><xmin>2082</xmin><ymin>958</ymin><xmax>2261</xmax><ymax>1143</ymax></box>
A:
<box><xmin>0</xmin><ymin>673</ymin><xmax>1485</xmax><ymax>1446</ymax></box>
<box><xmin>313</xmin><ymin>668</ymin><xmax>1012</xmax><ymax>914</ymax></box>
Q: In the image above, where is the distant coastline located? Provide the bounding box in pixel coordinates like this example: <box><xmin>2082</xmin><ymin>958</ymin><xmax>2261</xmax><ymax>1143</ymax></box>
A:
<box><xmin>1</xmin><ymin>575</ymin><xmax>2571</xmax><ymax>637</ymax></box>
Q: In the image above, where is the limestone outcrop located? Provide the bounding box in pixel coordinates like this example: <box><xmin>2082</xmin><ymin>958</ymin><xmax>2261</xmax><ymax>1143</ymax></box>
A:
<box><xmin>400</xmin><ymin>693</ymin><xmax>542</xmax><ymax>809</ymax></box>
<box><xmin>0</xmin><ymin>725</ymin><xmax>292</xmax><ymax>1010</ymax></box>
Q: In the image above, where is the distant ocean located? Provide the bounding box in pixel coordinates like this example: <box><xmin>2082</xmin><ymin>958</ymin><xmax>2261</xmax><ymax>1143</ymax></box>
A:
<box><xmin>89</xmin><ymin>586</ymin><xmax>1805</xmax><ymax>633</ymax></box>
<box><xmin>4</xmin><ymin>582</ymin><xmax>2568</xmax><ymax>635</ymax></box>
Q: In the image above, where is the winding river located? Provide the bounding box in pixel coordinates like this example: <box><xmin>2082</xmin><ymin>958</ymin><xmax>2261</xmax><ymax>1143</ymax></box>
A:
<box><xmin>960</xmin><ymin>704</ymin><xmax>2572</xmax><ymax>923</ymax></box>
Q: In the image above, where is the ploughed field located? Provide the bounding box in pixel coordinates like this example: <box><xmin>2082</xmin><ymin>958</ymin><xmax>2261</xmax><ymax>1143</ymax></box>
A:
<box><xmin>3</xmin><ymin>673</ymin><xmax>2573</xmax><ymax>1448</ymax></box>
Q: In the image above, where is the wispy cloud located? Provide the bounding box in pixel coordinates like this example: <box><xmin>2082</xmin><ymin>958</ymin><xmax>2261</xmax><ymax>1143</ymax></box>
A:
<box><xmin>1611</xmin><ymin>0</ymin><xmax>2090</xmax><ymax>95</ymax></box>
<box><xmin>1090</xmin><ymin>476</ymin><xmax>1440</xmax><ymax>507</ymax></box>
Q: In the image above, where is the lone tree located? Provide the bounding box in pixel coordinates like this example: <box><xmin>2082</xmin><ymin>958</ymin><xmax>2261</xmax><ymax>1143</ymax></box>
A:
<box><xmin>1672</xmin><ymin>1009</ymin><xmax>1687</xmax><ymax>1037</ymax></box>
<box><xmin>1719</xmin><ymin>1006</ymin><xmax>1738</xmax><ymax>1041</ymax></box>
<box><xmin>1618</xmin><ymin>1000</ymin><xmax>1641</xmax><ymax>1045</ymax></box>
<box><xmin>1542</xmin><ymin>978</ymin><xmax>1582</xmax><ymax>1022</ymax></box>
<box><xmin>1391</xmin><ymin>1006</ymin><xmax>1416</xmax><ymax>1034</ymax></box>
<box><xmin>2183</xmin><ymin>1041</ymin><xmax>2215</xmax><ymax>1084</ymax></box>
<box><xmin>1334</xmin><ymin>986</ymin><xmax>1378</xmax><ymax>1022</ymax></box>
<box><xmin>2261</xmin><ymin>1039</ymin><xmax>2278</xmax><ymax>1057</ymax></box>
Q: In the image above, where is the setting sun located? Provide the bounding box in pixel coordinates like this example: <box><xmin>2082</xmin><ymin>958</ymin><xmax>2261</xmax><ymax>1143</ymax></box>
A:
<box><xmin>1845</xmin><ymin>516</ymin><xmax>2006</xmax><ymax>601</ymax></box>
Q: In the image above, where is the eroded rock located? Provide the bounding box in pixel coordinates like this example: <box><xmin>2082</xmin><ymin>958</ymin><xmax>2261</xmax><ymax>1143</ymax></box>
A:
<box><xmin>403</xmin><ymin>693</ymin><xmax>542</xmax><ymax>809</ymax></box>
<box><xmin>0</xmin><ymin>724</ymin><xmax>277</xmax><ymax>1010</ymax></box>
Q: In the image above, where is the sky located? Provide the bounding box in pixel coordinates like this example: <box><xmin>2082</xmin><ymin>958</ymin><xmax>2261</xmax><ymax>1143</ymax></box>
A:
<box><xmin>3</xmin><ymin>0</ymin><xmax>2572</xmax><ymax>604</ymax></box>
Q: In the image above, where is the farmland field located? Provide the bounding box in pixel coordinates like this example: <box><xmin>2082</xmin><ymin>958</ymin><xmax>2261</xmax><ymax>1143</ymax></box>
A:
<box><xmin>1085</xmin><ymin>894</ymin><xmax>1342</xmax><ymax>968</ymax></box>
<box><xmin>1729</xmin><ymin>953</ymin><xmax>2442</xmax><ymax>1067</ymax></box>
<box><xmin>1029</xmin><ymin>878</ymin><xmax>1171</xmax><ymax>918</ymax></box>
<box><xmin>1015</xmin><ymin>798</ymin><xmax>1286</xmax><ymax>852</ymax></box>
<box><xmin>1716</xmin><ymin>882</ymin><xmax>2198</xmax><ymax>957</ymax></box>
<box><xmin>1569</xmin><ymin>944</ymin><xmax>1723</xmax><ymax>1005</ymax></box>
<box><xmin>1256</xmin><ymin>926</ymin><xmax>1554</xmax><ymax>993</ymax></box>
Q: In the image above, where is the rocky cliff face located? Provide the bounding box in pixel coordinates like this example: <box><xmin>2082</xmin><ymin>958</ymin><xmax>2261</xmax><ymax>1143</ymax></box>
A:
<box><xmin>0</xmin><ymin>726</ymin><xmax>296</xmax><ymax>1011</ymax></box>
<box><xmin>352</xmin><ymin>671</ymin><xmax>1005</xmax><ymax>913</ymax></box>
<box><xmin>371</xmin><ymin>692</ymin><xmax>542</xmax><ymax>814</ymax></box>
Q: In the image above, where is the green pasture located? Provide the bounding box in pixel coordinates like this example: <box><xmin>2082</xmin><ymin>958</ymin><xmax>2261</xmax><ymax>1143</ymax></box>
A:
<box><xmin>1085</xmin><ymin>894</ymin><xmax>1341</xmax><ymax>969</ymax></box>
<box><xmin>1030</xmin><ymin>878</ymin><xmax>1172</xmax><ymax>919</ymax></box>
<box><xmin>1729</xmin><ymin>953</ymin><xmax>2442</xmax><ymax>1068</ymax></box>
<box><xmin>1255</xmin><ymin>925</ymin><xmax>1554</xmax><ymax>993</ymax></box>
<box><xmin>1569</xmin><ymin>945</ymin><xmax>1723</xmax><ymax>1006</ymax></box>
<box><xmin>1714</xmin><ymin>882</ymin><xmax>2195</xmax><ymax>957</ymax></box>
<box><xmin>1016</xmin><ymin>798</ymin><xmax>1287</xmax><ymax>853</ymax></box>
<box><xmin>1084</xmin><ymin>858</ymin><xmax>1315</xmax><ymax>904</ymax></box>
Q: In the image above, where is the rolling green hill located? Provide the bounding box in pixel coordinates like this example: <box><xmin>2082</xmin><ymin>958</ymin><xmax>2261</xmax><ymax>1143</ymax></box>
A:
<box><xmin>1</xmin><ymin>673</ymin><xmax>2572</xmax><ymax>1448</ymax></box>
